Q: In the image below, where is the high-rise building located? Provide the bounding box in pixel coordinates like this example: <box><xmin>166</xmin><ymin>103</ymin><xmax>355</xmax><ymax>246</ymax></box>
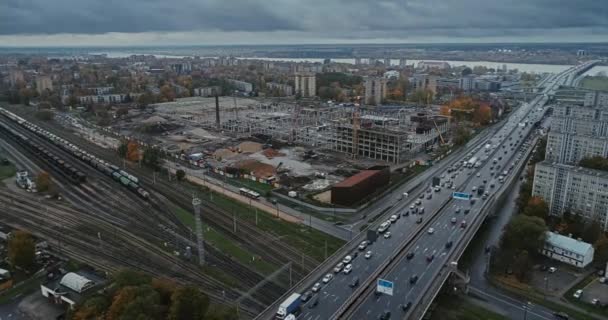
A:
<box><xmin>294</xmin><ymin>72</ymin><xmax>316</xmax><ymax>97</ymax></box>
<box><xmin>459</xmin><ymin>75</ymin><xmax>475</xmax><ymax>91</ymax></box>
<box><xmin>533</xmin><ymin>99</ymin><xmax>608</xmax><ymax>230</ymax></box>
<box><xmin>35</xmin><ymin>75</ymin><xmax>53</xmax><ymax>93</ymax></box>
<box><xmin>411</xmin><ymin>74</ymin><xmax>437</xmax><ymax>94</ymax></box>
<box><xmin>532</xmin><ymin>162</ymin><xmax>608</xmax><ymax>229</ymax></box>
<box><xmin>354</xmin><ymin>57</ymin><xmax>362</xmax><ymax>65</ymax></box>
<box><xmin>364</xmin><ymin>77</ymin><xmax>387</xmax><ymax>105</ymax></box>
<box><xmin>383</xmin><ymin>58</ymin><xmax>391</xmax><ymax>66</ymax></box>
<box><xmin>399</xmin><ymin>58</ymin><xmax>407</xmax><ymax>68</ymax></box>
<box><xmin>8</xmin><ymin>70</ymin><xmax>24</xmax><ymax>86</ymax></box>
<box><xmin>584</xmin><ymin>91</ymin><xmax>608</xmax><ymax>108</ymax></box>
<box><xmin>545</xmin><ymin>104</ymin><xmax>608</xmax><ymax>164</ymax></box>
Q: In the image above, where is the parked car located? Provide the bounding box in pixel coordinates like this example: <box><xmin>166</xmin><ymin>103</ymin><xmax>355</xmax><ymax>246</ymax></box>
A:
<box><xmin>427</xmin><ymin>228</ymin><xmax>435</xmax><ymax>234</ymax></box>
<box><xmin>364</xmin><ymin>250</ymin><xmax>373</xmax><ymax>259</ymax></box>
<box><xmin>322</xmin><ymin>273</ymin><xmax>333</xmax><ymax>283</ymax></box>
<box><xmin>333</xmin><ymin>262</ymin><xmax>344</xmax><ymax>273</ymax></box>
<box><xmin>384</xmin><ymin>232</ymin><xmax>392</xmax><ymax>239</ymax></box>
<box><xmin>549</xmin><ymin>267</ymin><xmax>557</xmax><ymax>273</ymax></box>
<box><xmin>312</xmin><ymin>282</ymin><xmax>321</xmax><ymax>292</ymax></box>
<box><xmin>573</xmin><ymin>289</ymin><xmax>583</xmax><ymax>299</ymax></box>
<box><xmin>343</xmin><ymin>264</ymin><xmax>353</xmax><ymax>274</ymax></box>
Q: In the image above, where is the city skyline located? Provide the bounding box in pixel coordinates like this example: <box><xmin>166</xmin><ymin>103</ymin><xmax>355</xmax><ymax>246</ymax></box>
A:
<box><xmin>1</xmin><ymin>0</ymin><xmax>608</xmax><ymax>46</ymax></box>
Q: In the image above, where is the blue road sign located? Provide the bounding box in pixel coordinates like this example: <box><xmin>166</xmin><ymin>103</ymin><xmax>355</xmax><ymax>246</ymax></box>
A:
<box><xmin>377</xmin><ymin>278</ymin><xmax>394</xmax><ymax>296</ymax></box>
<box><xmin>452</xmin><ymin>192</ymin><xmax>472</xmax><ymax>200</ymax></box>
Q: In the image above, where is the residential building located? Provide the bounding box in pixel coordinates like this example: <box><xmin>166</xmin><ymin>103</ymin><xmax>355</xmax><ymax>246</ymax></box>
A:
<box><xmin>411</xmin><ymin>74</ymin><xmax>437</xmax><ymax>94</ymax></box>
<box><xmin>584</xmin><ymin>91</ymin><xmax>608</xmax><ymax>108</ymax></box>
<box><xmin>8</xmin><ymin>69</ymin><xmax>24</xmax><ymax>86</ymax></box>
<box><xmin>35</xmin><ymin>75</ymin><xmax>53</xmax><ymax>93</ymax></box>
<box><xmin>545</xmin><ymin>104</ymin><xmax>608</xmax><ymax>164</ymax></box>
<box><xmin>171</xmin><ymin>62</ymin><xmax>192</xmax><ymax>74</ymax></box>
<box><xmin>89</xmin><ymin>86</ymin><xmax>114</xmax><ymax>95</ymax></box>
<box><xmin>294</xmin><ymin>72</ymin><xmax>316</xmax><ymax>97</ymax></box>
<box><xmin>459</xmin><ymin>75</ymin><xmax>475</xmax><ymax>91</ymax></box>
<box><xmin>383</xmin><ymin>58</ymin><xmax>391</xmax><ymax>66</ymax></box>
<box><xmin>227</xmin><ymin>79</ymin><xmax>253</xmax><ymax>93</ymax></box>
<box><xmin>193</xmin><ymin>86</ymin><xmax>221</xmax><ymax>97</ymax></box>
<box><xmin>383</xmin><ymin>70</ymin><xmax>400</xmax><ymax>80</ymax></box>
<box><xmin>541</xmin><ymin>232</ymin><xmax>594</xmax><ymax>268</ymax></box>
<box><xmin>266</xmin><ymin>82</ymin><xmax>294</xmax><ymax>96</ymax></box>
<box><xmin>364</xmin><ymin>77</ymin><xmax>387</xmax><ymax>105</ymax></box>
<box><xmin>417</xmin><ymin>61</ymin><xmax>450</xmax><ymax>70</ymax></box>
<box><xmin>577</xmin><ymin>50</ymin><xmax>587</xmax><ymax>57</ymax></box>
<box><xmin>399</xmin><ymin>58</ymin><xmax>407</xmax><ymax>67</ymax></box>
<box><xmin>78</xmin><ymin>93</ymin><xmax>140</xmax><ymax>104</ymax></box>
<box><xmin>354</xmin><ymin>57</ymin><xmax>362</xmax><ymax>65</ymax></box>
<box><xmin>532</xmin><ymin>161</ymin><xmax>608</xmax><ymax>229</ymax></box>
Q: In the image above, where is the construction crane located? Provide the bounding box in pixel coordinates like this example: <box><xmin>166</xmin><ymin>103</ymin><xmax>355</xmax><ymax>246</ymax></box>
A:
<box><xmin>352</xmin><ymin>96</ymin><xmax>361</xmax><ymax>158</ymax></box>
<box><xmin>426</xmin><ymin>91</ymin><xmax>446</xmax><ymax>144</ymax></box>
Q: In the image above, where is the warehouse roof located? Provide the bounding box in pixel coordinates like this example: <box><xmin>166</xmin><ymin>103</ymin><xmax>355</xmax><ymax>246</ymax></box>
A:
<box><xmin>334</xmin><ymin>170</ymin><xmax>379</xmax><ymax>188</ymax></box>
<box><xmin>60</xmin><ymin>272</ymin><xmax>94</xmax><ymax>293</ymax></box>
<box><xmin>545</xmin><ymin>232</ymin><xmax>593</xmax><ymax>256</ymax></box>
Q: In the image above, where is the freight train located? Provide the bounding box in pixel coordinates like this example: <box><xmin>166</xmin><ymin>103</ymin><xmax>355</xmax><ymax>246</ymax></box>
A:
<box><xmin>0</xmin><ymin>108</ymin><xmax>150</xmax><ymax>199</ymax></box>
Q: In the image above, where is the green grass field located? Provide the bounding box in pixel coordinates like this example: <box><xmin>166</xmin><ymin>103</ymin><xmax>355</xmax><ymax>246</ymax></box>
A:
<box><xmin>172</xmin><ymin>207</ymin><xmax>277</xmax><ymax>276</ymax></box>
<box><xmin>581</xmin><ymin>76</ymin><xmax>608</xmax><ymax>91</ymax></box>
<box><xmin>0</xmin><ymin>162</ymin><xmax>16</xmax><ymax>180</ymax></box>
<box><xmin>431</xmin><ymin>296</ymin><xmax>508</xmax><ymax>320</ymax></box>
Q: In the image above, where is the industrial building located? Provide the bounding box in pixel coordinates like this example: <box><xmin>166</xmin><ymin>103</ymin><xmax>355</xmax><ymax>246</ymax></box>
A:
<box><xmin>541</xmin><ymin>231</ymin><xmax>594</xmax><ymax>268</ymax></box>
<box><xmin>294</xmin><ymin>72</ymin><xmax>316</xmax><ymax>97</ymax></box>
<box><xmin>585</xmin><ymin>91</ymin><xmax>608</xmax><ymax>107</ymax></box>
<box><xmin>364</xmin><ymin>77</ymin><xmax>387</xmax><ymax>105</ymax></box>
<box><xmin>331</xmin><ymin>167</ymin><xmax>390</xmax><ymax>206</ymax></box>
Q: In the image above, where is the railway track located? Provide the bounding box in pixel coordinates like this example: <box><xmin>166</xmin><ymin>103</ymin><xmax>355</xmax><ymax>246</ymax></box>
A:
<box><xmin>0</xmin><ymin>111</ymin><xmax>291</xmax><ymax>312</ymax></box>
<box><xmin>13</xmin><ymin>109</ymin><xmax>321</xmax><ymax>273</ymax></box>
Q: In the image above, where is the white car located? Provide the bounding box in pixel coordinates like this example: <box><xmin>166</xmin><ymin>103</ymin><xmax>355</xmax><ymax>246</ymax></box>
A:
<box><xmin>384</xmin><ymin>232</ymin><xmax>392</xmax><ymax>239</ymax></box>
<box><xmin>322</xmin><ymin>273</ymin><xmax>333</xmax><ymax>283</ymax></box>
<box><xmin>428</xmin><ymin>228</ymin><xmax>435</xmax><ymax>234</ymax></box>
<box><xmin>451</xmin><ymin>217</ymin><xmax>457</xmax><ymax>224</ymax></box>
<box><xmin>358</xmin><ymin>241</ymin><xmax>368</xmax><ymax>251</ymax></box>
<box><xmin>549</xmin><ymin>267</ymin><xmax>557</xmax><ymax>273</ymax></box>
<box><xmin>476</xmin><ymin>172</ymin><xmax>481</xmax><ymax>177</ymax></box>
<box><xmin>592</xmin><ymin>298</ymin><xmax>600</xmax><ymax>305</ymax></box>
<box><xmin>333</xmin><ymin>262</ymin><xmax>344</xmax><ymax>273</ymax></box>
<box><xmin>364</xmin><ymin>250</ymin><xmax>373</xmax><ymax>259</ymax></box>
<box><xmin>573</xmin><ymin>289</ymin><xmax>583</xmax><ymax>299</ymax></box>
<box><xmin>312</xmin><ymin>282</ymin><xmax>321</xmax><ymax>292</ymax></box>
<box><xmin>343</xmin><ymin>264</ymin><xmax>353</xmax><ymax>274</ymax></box>
<box><xmin>342</xmin><ymin>255</ymin><xmax>352</xmax><ymax>264</ymax></box>
<box><xmin>389</xmin><ymin>215</ymin><xmax>398</xmax><ymax>223</ymax></box>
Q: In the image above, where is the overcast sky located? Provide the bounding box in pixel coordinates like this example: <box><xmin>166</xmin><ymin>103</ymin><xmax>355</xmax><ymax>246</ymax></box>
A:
<box><xmin>1</xmin><ymin>0</ymin><xmax>607</xmax><ymax>46</ymax></box>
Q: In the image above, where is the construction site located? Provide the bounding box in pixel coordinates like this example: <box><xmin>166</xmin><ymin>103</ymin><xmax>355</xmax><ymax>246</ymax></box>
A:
<box><xmin>111</xmin><ymin>96</ymin><xmax>450</xmax><ymax>206</ymax></box>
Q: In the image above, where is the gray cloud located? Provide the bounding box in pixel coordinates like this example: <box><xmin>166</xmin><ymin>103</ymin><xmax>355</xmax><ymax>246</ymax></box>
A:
<box><xmin>0</xmin><ymin>0</ymin><xmax>607</xmax><ymax>41</ymax></box>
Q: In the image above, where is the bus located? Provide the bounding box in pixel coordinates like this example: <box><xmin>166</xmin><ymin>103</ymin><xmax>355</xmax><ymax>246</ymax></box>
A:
<box><xmin>239</xmin><ymin>188</ymin><xmax>260</xmax><ymax>199</ymax></box>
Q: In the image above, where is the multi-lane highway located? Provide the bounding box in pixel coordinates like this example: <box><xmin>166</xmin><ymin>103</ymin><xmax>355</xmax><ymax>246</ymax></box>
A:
<box><xmin>260</xmin><ymin>60</ymin><xmax>598</xmax><ymax>320</ymax></box>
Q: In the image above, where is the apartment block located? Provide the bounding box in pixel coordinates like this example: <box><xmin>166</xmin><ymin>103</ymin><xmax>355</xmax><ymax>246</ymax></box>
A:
<box><xmin>584</xmin><ymin>91</ymin><xmax>608</xmax><ymax>107</ymax></box>
<box><xmin>364</xmin><ymin>77</ymin><xmax>387</xmax><ymax>105</ymax></box>
<box><xmin>532</xmin><ymin>161</ymin><xmax>608</xmax><ymax>230</ymax></box>
<box><xmin>294</xmin><ymin>72</ymin><xmax>316</xmax><ymax>97</ymax></box>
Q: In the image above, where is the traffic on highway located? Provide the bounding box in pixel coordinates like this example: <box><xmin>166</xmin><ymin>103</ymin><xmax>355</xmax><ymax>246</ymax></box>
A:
<box><xmin>270</xmin><ymin>61</ymin><xmax>598</xmax><ymax>320</ymax></box>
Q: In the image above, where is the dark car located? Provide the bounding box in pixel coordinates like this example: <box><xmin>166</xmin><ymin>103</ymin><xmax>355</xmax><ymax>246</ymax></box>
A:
<box><xmin>308</xmin><ymin>297</ymin><xmax>319</xmax><ymax>309</ymax></box>
<box><xmin>379</xmin><ymin>311</ymin><xmax>391</xmax><ymax>320</ymax></box>
<box><xmin>464</xmin><ymin>209</ymin><xmax>470</xmax><ymax>215</ymax></box>
<box><xmin>416</xmin><ymin>217</ymin><xmax>423</xmax><ymax>224</ymax></box>
<box><xmin>445</xmin><ymin>241</ymin><xmax>453</xmax><ymax>249</ymax></box>
<box><xmin>406</xmin><ymin>252</ymin><xmax>415</xmax><ymax>260</ymax></box>
<box><xmin>403</xmin><ymin>210</ymin><xmax>410</xmax><ymax>217</ymax></box>
<box><xmin>553</xmin><ymin>312</ymin><xmax>569</xmax><ymax>319</ymax></box>
<box><xmin>401</xmin><ymin>302</ymin><xmax>412</xmax><ymax>312</ymax></box>
<box><xmin>300</xmin><ymin>291</ymin><xmax>312</xmax><ymax>302</ymax></box>
<box><xmin>427</xmin><ymin>254</ymin><xmax>434</xmax><ymax>262</ymax></box>
<box><xmin>410</xmin><ymin>275</ymin><xmax>418</xmax><ymax>284</ymax></box>
<box><xmin>349</xmin><ymin>277</ymin><xmax>359</xmax><ymax>288</ymax></box>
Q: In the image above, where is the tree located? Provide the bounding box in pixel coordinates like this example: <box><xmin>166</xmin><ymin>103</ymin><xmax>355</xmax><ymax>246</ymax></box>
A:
<box><xmin>595</xmin><ymin>235</ymin><xmax>608</xmax><ymax>266</ymax></box>
<box><xmin>410</xmin><ymin>89</ymin><xmax>434</xmax><ymax>104</ymax></box>
<box><xmin>107</xmin><ymin>285</ymin><xmax>162</xmax><ymax>320</ymax></box>
<box><xmin>72</xmin><ymin>295</ymin><xmax>110</xmax><ymax>320</ymax></box>
<box><xmin>8</xmin><ymin>230</ymin><xmax>35</xmax><ymax>271</ymax></box>
<box><xmin>516</xmin><ymin>180</ymin><xmax>533</xmax><ymax>212</ymax></box>
<box><xmin>127</xmin><ymin>141</ymin><xmax>140</xmax><ymax>162</ymax></box>
<box><xmin>116</xmin><ymin>107</ymin><xmax>129</xmax><ymax>118</ymax></box>
<box><xmin>117</xmin><ymin>140</ymin><xmax>128</xmax><ymax>159</ymax></box>
<box><xmin>34</xmin><ymin>110</ymin><xmax>54</xmax><ymax>121</ymax></box>
<box><xmin>176</xmin><ymin>169</ymin><xmax>186</xmax><ymax>181</ymax></box>
<box><xmin>512</xmin><ymin>250</ymin><xmax>532</xmax><ymax>282</ymax></box>
<box><xmin>453</xmin><ymin>127</ymin><xmax>471</xmax><ymax>146</ymax></box>
<box><xmin>579</xmin><ymin>156</ymin><xmax>608</xmax><ymax>171</ymax></box>
<box><xmin>112</xmin><ymin>269</ymin><xmax>152</xmax><ymax>288</ymax></box>
<box><xmin>582</xmin><ymin>220</ymin><xmax>602</xmax><ymax>244</ymax></box>
<box><xmin>36</xmin><ymin>171</ymin><xmax>51</xmax><ymax>192</ymax></box>
<box><xmin>160</xmin><ymin>85</ymin><xmax>175</xmax><ymax>102</ymax></box>
<box><xmin>143</xmin><ymin>147</ymin><xmax>162</xmax><ymax>171</ymax></box>
<box><xmin>167</xmin><ymin>286</ymin><xmax>209</xmax><ymax>320</ymax></box>
<box><xmin>151</xmin><ymin>278</ymin><xmax>177</xmax><ymax>307</ymax></box>
<box><xmin>500</xmin><ymin>215</ymin><xmax>548</xmax><ymax>255</ymax></box>
<box><xmin>472</xmin><ymin>104</ymin><xmax>492</xmax><ymax>125</ymax></box>
<box><xmin>522</xmin><ymin>196</ymin><xmax>549</xmax><ymax>220</ymax></box>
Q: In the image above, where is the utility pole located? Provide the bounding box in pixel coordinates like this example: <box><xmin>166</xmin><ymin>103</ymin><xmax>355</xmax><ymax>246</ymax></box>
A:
<box><xmin>192</xmin><ymin>197</ymin><xmax>205</xmax><ymax>265</ymax></box>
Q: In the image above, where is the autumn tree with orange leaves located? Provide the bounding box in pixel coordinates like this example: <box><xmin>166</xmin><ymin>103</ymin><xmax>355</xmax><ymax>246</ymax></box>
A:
<box><xmin>126</xmin><ymin>141</ymin><xmax>140</xmax><ymax>162</ymax></box>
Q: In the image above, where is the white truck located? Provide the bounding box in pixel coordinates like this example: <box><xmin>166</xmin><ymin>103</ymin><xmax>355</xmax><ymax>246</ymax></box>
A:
<box><xmin>277</xmin><ymin>293</ymin><xmax>302</xmax><ymax>319</ymax></box>
<box><xmin>467</xmin><ymin>157</ymin><xmax>478</xmax><ymax>168</ymax></box>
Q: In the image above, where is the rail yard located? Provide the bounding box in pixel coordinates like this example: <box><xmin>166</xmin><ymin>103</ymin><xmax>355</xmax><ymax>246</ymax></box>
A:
<box><xmin>0</xmin><ymin>104</ymin><xmax>337</xmax><ymax>317</ymax></box>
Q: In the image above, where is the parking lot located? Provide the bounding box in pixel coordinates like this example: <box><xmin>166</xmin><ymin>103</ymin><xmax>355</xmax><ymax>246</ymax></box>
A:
<box><xmin>574</xmin><ymin>277</ymin><xmax>608</xmax><ymax>306</ymax></box>
<box><xmin>529</xmin><ymin>264</ymin><xmax>579</xmax><ymax>296</ymax></box>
